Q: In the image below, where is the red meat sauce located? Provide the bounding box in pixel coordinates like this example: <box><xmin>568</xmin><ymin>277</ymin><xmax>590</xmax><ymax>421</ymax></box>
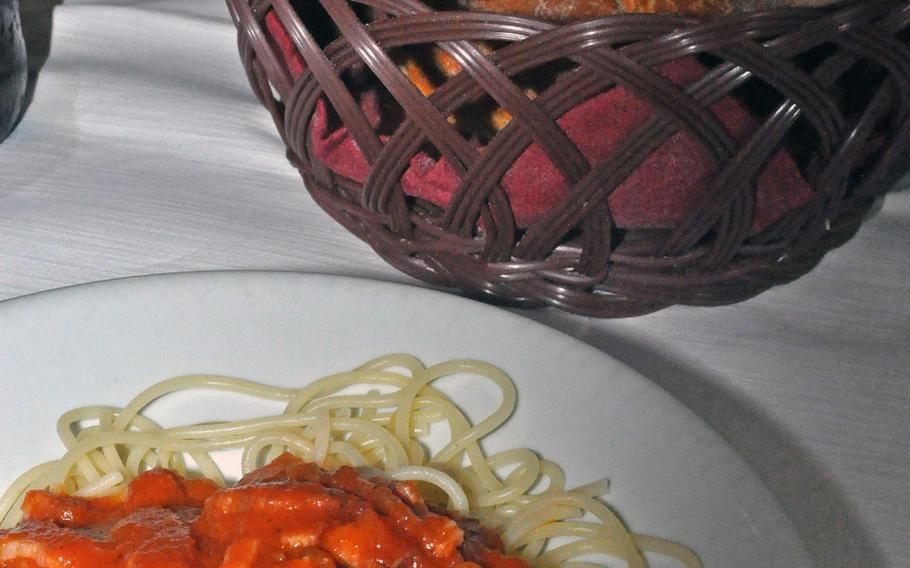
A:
<box><xmin>0</xmin><ymin>454</ymin><xmax>528</xmax><ymax>568</ymax></box>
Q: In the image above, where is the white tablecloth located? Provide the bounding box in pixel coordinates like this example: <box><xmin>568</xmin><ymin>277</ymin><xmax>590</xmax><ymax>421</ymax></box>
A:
<box><xmin>2</xmin><ymin>1</ymin><xmax>908</xmax><ymax>566</ymax></box>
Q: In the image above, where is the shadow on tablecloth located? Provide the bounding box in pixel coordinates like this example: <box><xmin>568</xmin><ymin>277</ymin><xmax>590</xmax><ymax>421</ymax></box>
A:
<box><xmin>521</xmin><ymin>311</ymin><xmax>888</xmax><ymax>568</ymax></box>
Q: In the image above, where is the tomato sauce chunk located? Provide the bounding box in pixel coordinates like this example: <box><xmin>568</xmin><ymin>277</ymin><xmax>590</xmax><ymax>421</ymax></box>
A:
<box><xmin>0</xmin><ymin>455</ymin><xmax>529</xmax><ymax>568</ymax></box>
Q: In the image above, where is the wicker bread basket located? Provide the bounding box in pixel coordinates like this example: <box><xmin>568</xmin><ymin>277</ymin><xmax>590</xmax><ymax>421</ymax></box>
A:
<box><xmin>227</xmin><ymin>0</ymin><xmax>910</xmax><ymax>317</ymax></box>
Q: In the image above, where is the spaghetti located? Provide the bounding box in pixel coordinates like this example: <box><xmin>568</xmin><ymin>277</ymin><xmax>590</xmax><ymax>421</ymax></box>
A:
<box><xmin>0</xmin><ymin>355</ymin><xmax>700</xmax><ymax>568</ymax></box>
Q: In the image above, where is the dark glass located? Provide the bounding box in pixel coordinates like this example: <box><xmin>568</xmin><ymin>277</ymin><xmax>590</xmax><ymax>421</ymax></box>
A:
<box><xmin>1</xmin><ymin>0</ymin><xmax>26</xmax><ymax>142</ymax></box>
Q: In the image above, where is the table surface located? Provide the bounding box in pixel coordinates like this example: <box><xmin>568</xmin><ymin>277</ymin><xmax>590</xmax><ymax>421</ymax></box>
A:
<box><xmin>1</xmin><ymin>1</ymin><xmax>908</xmax><ymax>566</ymax></box>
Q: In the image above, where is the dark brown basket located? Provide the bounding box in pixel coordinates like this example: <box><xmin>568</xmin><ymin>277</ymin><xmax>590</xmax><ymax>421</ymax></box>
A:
<box><xmin>226</xmin><ymin>0</ymin><xmax>910</xmax><ymax>317</ymax></box>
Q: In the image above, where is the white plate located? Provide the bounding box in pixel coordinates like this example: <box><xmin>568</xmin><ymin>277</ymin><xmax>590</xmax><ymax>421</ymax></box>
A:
<box><xmin>0</xmin><ymin>271</ymin><xmax>812</xmax><ymax>568</ymax></box>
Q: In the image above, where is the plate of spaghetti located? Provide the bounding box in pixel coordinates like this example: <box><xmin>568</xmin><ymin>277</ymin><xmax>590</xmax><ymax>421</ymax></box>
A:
<box><xmin>0</xmin><ymin>271</ymin><xmax>812</xmax><ymax>568</ymax></box>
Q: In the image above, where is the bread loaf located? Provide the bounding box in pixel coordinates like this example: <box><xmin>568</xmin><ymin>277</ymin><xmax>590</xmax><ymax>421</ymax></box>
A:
<box><xmin>461</xmin><ymin>0</ymin><xmax>837</xmax><ymax>21</ymax></box>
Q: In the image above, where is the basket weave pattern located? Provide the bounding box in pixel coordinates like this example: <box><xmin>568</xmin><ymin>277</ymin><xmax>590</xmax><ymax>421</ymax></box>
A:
<box><xmin>227</xmin><ymin>0</ymin><xmax>910</xmax><ymax>317</ymax></box>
